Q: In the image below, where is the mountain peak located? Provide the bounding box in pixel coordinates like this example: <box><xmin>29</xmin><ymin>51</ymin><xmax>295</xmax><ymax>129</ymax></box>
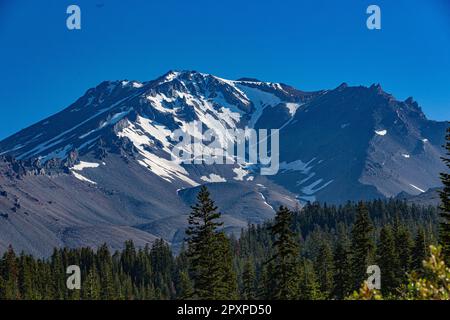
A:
<box><xmin>336</xmin><ymin>82</ymin><xmax>349</xmax><ymax>90</ymax></box>
<box><xmin>236</xmin><ymin>77</ymin><xmax>263</xmax><ymax>82</ymax></box>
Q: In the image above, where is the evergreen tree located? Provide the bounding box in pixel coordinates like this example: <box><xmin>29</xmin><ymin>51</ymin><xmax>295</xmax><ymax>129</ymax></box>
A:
<box><xmin>178</xmin><ymin>270</ymin><xmax>194</xmax><ymax>299</ymax></box>
<box><xmin>412</xmin><ymin>228</ymin><xmax>428</xmax><ymax>272</ymax></box>
<box><xmin>18</xmin><ymin>253</ymin><xmax>34</xmax><ymax>300</ymax></box>
<box><xmin>314</xmin><ymin>241</ymin><xmax>334</xmax><ymax>298</ymax></box>
<box><xmin>213</xmin><ymin>232</ymin><xmax>238</xmax><ymax>299</ymax></box>
<box><xmin>241</xmin><ymin>258</ymin><xmax>256</xmax><ymax>300</ymax></box>
<box><xmin>333</xmin><ymin>227</ymin><xmax>353</xmax><ymax>299</ymax></box>
<box><xmin>350</xmin><ymin>202</ymin><xmax>375</xmax><ymax>290</ymax></box>
<box><xmin>82</xmin><ymin>266</ymin><xmax>101</xmax><ymax>300</ymax></box>
<box><xmin>439</xmin><ymin>125</ymin><xmax>450</xmax><ymax>264</ymax></box>
<box><xmin>268</xmin><ymin>206</ymin><xmax>300</xmax><ymax>300</ymax></box>
<box><xmin>393</xmin><ymin>223</ymin><xmax>413</xmax><ymax>283</ymax></box>
<box><xmin>258</xmin><ymin>261</ymin><xmax>276</xmax><ymax>299</ymax></box>
<box><xmin>1</xmin><ymin>246</ymin><xmax>20</xmax><ymax>299</ymax></box>
<box><xmin>97</xmin><ymin>244</ymin><xmax>116</xmax><ymax>300</ymax></box>
<box><xmin>298</xmin><ymin>259</ymin><xmax>322</xmax><ymax>300</ymax></box>
<box><xmin>185</xmin><ymin>186</ymin><xmax>235</xmax><ymax>299</ymax></box>
<box><xmin>377</xmin><ymin>225</ymin><xmax>399</xmax><ymax>295</ymax></box>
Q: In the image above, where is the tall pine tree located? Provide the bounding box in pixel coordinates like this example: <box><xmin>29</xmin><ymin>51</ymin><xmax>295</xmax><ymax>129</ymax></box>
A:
<box><xmin>268</xmin><ymin>206</ymin><xmax>300</xmax><ymax>300</ymax></box>
<box><xmin>185</xmin><ymin>186</ymin><xmax>236</xmax><ymax>299</ymax></box>
<box><xmin>333</xmin><ymin>226</ymin><xmax>353</xmax><ymax>299</ymax></box>
<box><xmin>412</xmin><ymin>227</ymin><xmax>428</xmax><ymax>272</ymax></box>
<box><xmin>350</xmin><ymin>202</ymin><xmax>375</xmax><ymax>290</ymax></box>
<box><xmin>377</xmin><ymin>225</ymin><xmax>400</xmax><ymax>295</ymax></box>
<box><xmin>241</xmin><ymin>258</ymin><xmax>256</xmax><ymax>300</ymax></box>
<box><xmin>439</xmin><ymin>125</ymin><xmax>450</xmax><ymax>264</ymax></box>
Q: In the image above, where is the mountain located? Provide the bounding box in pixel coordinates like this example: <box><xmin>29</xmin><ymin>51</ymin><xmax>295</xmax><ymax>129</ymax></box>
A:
<box><xmin>0</xmin><ymin>70</ymin><xmax>446</xmax><ymax>256</ymax></box>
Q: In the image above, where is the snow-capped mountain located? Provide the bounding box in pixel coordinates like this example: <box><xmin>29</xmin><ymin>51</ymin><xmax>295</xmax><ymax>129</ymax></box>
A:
<box><xmin>0</xmin><ymin>70</ymin><xmax>446</xmax><ymax>256</ymax></box>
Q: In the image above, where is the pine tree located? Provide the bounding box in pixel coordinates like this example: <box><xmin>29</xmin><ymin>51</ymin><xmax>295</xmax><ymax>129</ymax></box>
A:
<box><xmin>185</xmin><ymin>186</ymin><xmax>235</xmax><ymax>299</ymax></box>
<box><xmin>393</xmin><ymin>223</ymin><xmax>413</xmax><ymax>283</ymax></box>
<box><xmin>82</xmin><ymin>266</ymin><xmax>101</xmax><ymax>300</ymax></box>
<box><xmin>333</xmin><ymin>226</ymin><xmax>353</xmax><ymax>299</ymax></box>
<box><xmin>258</xmin><ymin>261</ymin><xmax>276</xmax><ymax>299</ymax></box>
<box><xmin>268</xmin><ymin>206</ymin><xmax>300</xmax><ymax>300</ymax></box>
<box><xmin>97</xmin><ymin>243</ymin><xmax>116</xmax><ymax>300</ymax></box>
<box><xmin>1</xmin><ymin>246</ymin><xmax>21</xmax><ymax>299</ymax></box>
<box><xmin>178</xmin><ymin>270</ymin><xmax>194</xmax><ymax>299</ymax></box>
<box><xmin>439</xmin><ymin>125</ymin><xmax>450</xmax><ymax>264</ymax></box>
<box><xmin>18</xmin><ymin>254</ymin><xmax>35</xmax><ymax>300</ymax></box>
<box><xmin>350</xmin><ymin>202</ymin><xmax>375</xmax><ymax>290</ymax></box>
<box><xmin>314</xmin><ymin>241</ymin><xmax>334</xmax><ymax>298</ymax></box>
<box><xmin>377</xmin><ymin>225</ymin><xmax>399</xmax><ymax>295</ymax></box>
<box><xmin>298</xmin><ymin>259</ymin><xmax>322</xmax><ymax>300</ymax></box>
<box><xmin>412</xmin><ymin>228</ymin><xmax>428</xmax><ymax>272</ymax></box>
<box><xmin>50</xmin><ymin>248</ymin><xmax>65</xmax><ymax>300</ymax></box>
<box><xmin>213</xmin><ymin>232</ymin><xmax>238</xmax><ymax>299</ymax></box>
<box><xmin>242</xmin><ymin>259</ymin><xmax>256</xmax><ymax>300</ymax></box>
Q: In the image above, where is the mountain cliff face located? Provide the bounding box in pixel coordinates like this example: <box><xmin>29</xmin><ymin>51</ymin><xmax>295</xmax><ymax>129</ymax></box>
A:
<box><xmin>0</xmin><ymin>70</ymin><xmax>446</xmax><ymax>256</ymax></box>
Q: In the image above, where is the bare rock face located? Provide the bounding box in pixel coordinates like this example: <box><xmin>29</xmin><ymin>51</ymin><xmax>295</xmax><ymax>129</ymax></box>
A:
<box><xmin>0</xmin><ymin>70</ymin><xmax>446</xmax><ymax>256</ymax></box>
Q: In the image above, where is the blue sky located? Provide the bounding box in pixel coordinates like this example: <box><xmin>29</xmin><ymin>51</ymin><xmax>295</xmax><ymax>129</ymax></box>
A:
<box><xmin>0</xmin><ymin>0</ymin><xmax>449</xmax><ymax>139</ymax></box>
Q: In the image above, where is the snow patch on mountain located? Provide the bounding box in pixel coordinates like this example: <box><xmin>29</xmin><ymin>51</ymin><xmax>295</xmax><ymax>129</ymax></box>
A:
<box><xmin>280</xmin><ymin>159</ymin><xmax>315</xmax><ymax>173</ymax></box>
<box><xmin>301</xmin><ymin>179</ymin><xmax>333</xmax><ymax>195</ymax></box>
<box><xmin>118</xmin><ymin>120</ymin><xmax>198</xmax><ymax>186</ymax></box>
<box><xmin>72</xmin><ymin>171</ymin><xmax>97</xmax><ymax>185</ymax></box>
<box><xmin>201</xmin><ymin>174</ymin><xmax>227</xmax><ymax>183</ymax></box>
<box><xmin>410</xmin><ymin>184</ymin><xmax>425</xmax><ymax>193</ymax></box>
<box><xmin>285</xmin><ymin>103</ymin><xmax>301</xmax><ymax>116</ymax></box>
<box><xmin>72</xmin><ymin>161</ymin><xmax>100</xmax><ymax>171</ymax></box>
<box><xmin>233</xmin><ymin>167</ymin><xmax>249</xmax><ymax>181</ymax></box>
<box><xmin>238</xmin><ymin>85</ymin><xmax>281</xmax><ymax>128</ymax></box>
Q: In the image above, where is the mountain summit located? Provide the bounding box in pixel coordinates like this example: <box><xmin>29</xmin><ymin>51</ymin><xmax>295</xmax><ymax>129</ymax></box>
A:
<box><xmin>0</xmin><ymin>70</ymin><xmax>446</xmax><ymax>256</ymax></box>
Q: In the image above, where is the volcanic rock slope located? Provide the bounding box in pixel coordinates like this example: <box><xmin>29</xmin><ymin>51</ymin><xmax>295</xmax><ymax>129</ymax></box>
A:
<box><xmin>0</xmin><ymin>71</ymin><xmax>446</xmax><ymax>256</ymax></box>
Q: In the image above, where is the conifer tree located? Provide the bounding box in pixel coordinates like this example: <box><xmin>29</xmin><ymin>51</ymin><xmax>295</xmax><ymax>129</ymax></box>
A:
<box><xmin>314</xmin><ymin>241</ymin><xmax>334</xmax><ymax>298</ymax></box>
<box><xmin>1</xmin><ymin>246</ymin><xmax>20</xmax><ymax>299</ymax></box>
<box><xmin>333</xmin><ymin>227</ymin><xmax>353</xmax><ymax>299</ymax></box>
<box><xmin>377</xmin><ymin>225</ymin><xmax>399</xmax><ymax>295</ymax></box>
<box><xmin>258</xmin><ymin>261</ymin><xmax>276</xmax><ymax>299</ymax></box>
<box><xmin>82</xmin><ymin>266</ymin><xmax>101</xmax><ymax>300</ymax></box>
<box><xmin>185</xmin><ymin>186</ymin><xmax>235</xmax><ymax>299</ymax></box>
<box><xmin>213</xmin><ymin>232</ymin><xmax>238</xmax><ymax>299</ymax></box>
<box><xmin>412</xmin><ymin>228</ymin><xmax>428</xmax><ymax>272</ymax></box>
<box><xmin>18</xmin><ymin>254</ymin><xmax>34</xmax><ymax>300</ymax></box>
<box><xmin>392</xmin><ymin>216</ymin><xmax>413</xmax><ymax>282</ymax></box>
<box><xmin>268</xmin><ymin>206</ymin><xmax>300</xmax><ymax>300</ymax></box>
<box><xmin>298</xmin><ymin>259</ymin><xmax>322</xmax><ymax>300</ymax></box>
<box><xmin>242</xmin><ymin>258</ymin><xmax>256</xmax><ymax>300</ymax></box>
<box><xmin>178</xmin><ymin>270</ymin><xmax>194</xmax><ymax>299</ymax></box>
<box><xmin>351</xmin><ymin>202</ymin><xmax>375</xmax><ymax>290</ymax></box>
<box><xmin>97</xmin><ymin>244</ymin><xmax>116</xmax><ymax>300</ymax></box>
<box><xmin>439</xmin><ymin>125</ymin><xmax>450</xmax><ymax>264</ymax></box>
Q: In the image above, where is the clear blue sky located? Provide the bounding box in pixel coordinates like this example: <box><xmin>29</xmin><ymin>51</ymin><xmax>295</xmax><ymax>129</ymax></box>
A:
<box><xmin>0</xmin><ymin>0</ymin><xmax>449</xmax><ymax>139</ymax></box>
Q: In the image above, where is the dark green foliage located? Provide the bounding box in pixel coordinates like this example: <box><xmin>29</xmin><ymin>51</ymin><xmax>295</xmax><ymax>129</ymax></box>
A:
<box><xmin>332</xmin><ymin>226</ymin><xmax>353</xmax><ymax>299</ymax></box>
<box><xmin>0</xmin><ymin>198</ymin><xmax>440</xmax><ymax>300</ymax></box>
<box><xmin>350</xmin><ymin>202</ymin><xmax>375</xmax><ymax>290</ymax></box>
<box><xmin>376</xmin><ymin>225</ymin><xmax>399</xmax><ymax>295</ymax></box>
<box><xmin>185</xmin><ymin>186</ymin><xmax>237</xmax><ymax>299</ymax></box>
<box><xmin>439</xmin><ymin>125</ymin><xmax>450</xmax><ymax>264</ymax></box>
<box><xmin>412</xmin><ymin>227</ymin><xmax>428</xmax><ymax>272</ymax></box>
<box><xmin>314</xmin><ymin>241</ymin><xmax>334</xmax><ymax>298</ymax></box>
<box><xmin>268</xmin><ymin>206</ymin><xmax>300</xmax><ymax>299</ymax></box>
<box><xmin>241</xmin><ymin>259</ymin><xmax>256</xmax><ymax>300</ymax></box>
<box><xmin>393</xmin><ymin>218</ymin><xmax>413</xmax><ymax>283</ymax></box>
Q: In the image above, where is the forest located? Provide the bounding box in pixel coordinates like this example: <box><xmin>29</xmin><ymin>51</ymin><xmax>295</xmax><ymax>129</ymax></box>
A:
<box><xmin>0</xmin><ymin>196</ymin><xmax>446</xmax><ymax>300</ymax></box>
<box><xmin>0</xmin><ymin>127</ymin><xmax>449</xmax><ymax>300</ymax></box>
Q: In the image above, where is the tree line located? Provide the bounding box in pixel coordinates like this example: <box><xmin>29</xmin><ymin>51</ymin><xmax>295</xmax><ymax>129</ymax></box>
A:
<box><xmin>0</xmin><ymin>126</ymin><xmax>448</xmax><ymax>300</ymax></box>
<box><xmin>0</xmin><ymin>194</ymin><xmax>445</xmax><ymax>300</ymax></box>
